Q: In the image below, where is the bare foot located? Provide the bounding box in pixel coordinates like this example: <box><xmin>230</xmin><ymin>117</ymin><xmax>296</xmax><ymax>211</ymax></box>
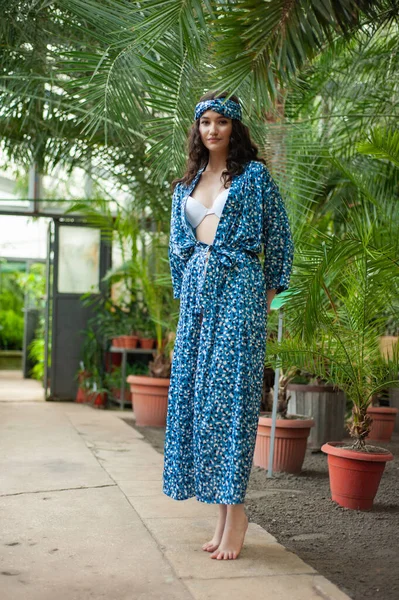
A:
<box><xmin>202</xmin><ymin>504</ymin><xmax>227</xmax><ymax>552</ymax></box>
<box><xmin>210</xmin><ymin>505</ymin><xmax>248</xmax><ymax>560</ymax></box>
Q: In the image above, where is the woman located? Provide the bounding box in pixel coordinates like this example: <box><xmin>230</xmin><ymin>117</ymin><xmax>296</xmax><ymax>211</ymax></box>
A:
<box><xmin>163</xmin><ymin>90</ymin><xmax>294</xmax><ymax>560</ymax></box>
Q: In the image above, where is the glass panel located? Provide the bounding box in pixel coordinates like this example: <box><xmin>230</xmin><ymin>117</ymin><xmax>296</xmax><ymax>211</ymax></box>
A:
<box><xmin>58</xmin><ymin>226</ymin><xmax>100</xmax><ymax>294</ymax></box>
<box><xmin>0</xmin><ymin>200</ymin><xmax>34</xmax><ymax>212</ymax></box>
<box><xmin>0</xmin><ymin>215</ymin><xmax>49</xmax><ymax>259</ymax></box>
<box><xmin>38</xmin><ymin>200</ymin><xmax>81</xmax><ymax>215</ymax></box>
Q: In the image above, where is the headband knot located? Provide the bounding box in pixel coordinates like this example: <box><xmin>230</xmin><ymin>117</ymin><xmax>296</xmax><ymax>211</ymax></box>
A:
<box><xmin>194</xmin><ymin>98</ymin><xmax>242</xmax><ymax>122</ymax></box>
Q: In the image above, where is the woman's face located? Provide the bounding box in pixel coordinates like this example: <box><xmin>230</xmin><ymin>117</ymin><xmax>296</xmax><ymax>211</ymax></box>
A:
<box><xmin>198</xmin><ymin>110</ymin><xmax>233</xmax><ymax>153</ymax></box>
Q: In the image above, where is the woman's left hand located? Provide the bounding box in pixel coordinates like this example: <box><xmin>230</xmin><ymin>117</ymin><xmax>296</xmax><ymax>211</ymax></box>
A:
<box><xmin>267</xmin><ymin>289</ymin><xmax>277</xmax><ymax>314</ymax></box>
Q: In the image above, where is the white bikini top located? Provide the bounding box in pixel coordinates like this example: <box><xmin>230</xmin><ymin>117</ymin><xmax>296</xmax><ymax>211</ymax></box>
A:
<box><xmin>185</xmin><ymin>187</ymin><xmax>230</xmax><ymax>229</ymax></box>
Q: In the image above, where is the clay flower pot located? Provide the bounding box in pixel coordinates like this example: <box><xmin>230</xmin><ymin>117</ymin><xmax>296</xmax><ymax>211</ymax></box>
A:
<box><xmin>366</xmin><ymin>406</ymin><xmax>398</xmax><ymax>442</ymax></box>
<box><xmin>139</xmin><ymin>337</ymin><xmax>155</xmax><ymax>349</ymax></box>
<box><xmin>321</xmin><ymin>441</ymin><xmax>394</xmax><ymax>510</ymax></box>
<box><xmin>87</xmin><ymin>391</ymin><xmax>107</xmax><ymax>409</ymax></box>
<box><xmin>254</xmin><ymin>413</ymin><xmax>315</xmax><ymax>473</ymax></box>
<box><xmin>75</xmin><ymin>387</ymin><xmax>87</xmax><ymax>403</ymax></box>
<box><xmin>112</xmin><ymin>336</ymin><xmax>125</xmax><ymax>348</ymax></box>
<box><xmin>76</xmin><ymin>370</ymin><xmax>91</xmax><ymax>403</ymax></box>
<box><xmin>127</xmin><ymin>375</ymin><xmax>170</xmax><ymax>427</ymax></box>
<box><xmin>123</xmin><ymin>335</ymin><xmax>139</xmax><ymax>349</ymax></box>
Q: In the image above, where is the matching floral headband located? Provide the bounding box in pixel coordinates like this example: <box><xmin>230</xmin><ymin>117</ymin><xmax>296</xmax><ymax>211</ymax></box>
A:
<box><xmin>194</xmin><ymin>98</ymin><xmax>242</xmax><ymax>122</ymax></box>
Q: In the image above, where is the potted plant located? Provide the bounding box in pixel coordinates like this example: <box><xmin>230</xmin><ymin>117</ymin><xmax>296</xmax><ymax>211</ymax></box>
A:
<box><xmin>136</xmin><ymin>312</ymin><xmax>156</xmax><ymax>349</ymax></box>
<box><xmin>269</xmin><ymin>217</ymin><xmax>399</xmax><ymax>509</ymax></box>
<box><xmin>75</xmin><ymin>362</ymin><xmax>92</xmax><ymax>403</ymax></box>
<box><xmin>270</xmin><ymin>325</ymin><xmax>399</xmax><ymax>509</ymax></box>
<box><xmin>78</xmin><ymin>292</ymin><xmax>135</xmax><ymax>352</ymax></box>
<box><xmin>85</xmin><ymin>368</ymin><xmax>108</xmax><ymax>409</ymax></box>
<box><xmin>104</xmin><ymin>367</ymin><xmax>129</xmax><ymax>402</ymax></box>
<box><xmin>286</xmin><ymin>368</ymin><xmax>347</xmax><ymax>451</ymax></box>
<box><xmin>112</xmin><ymin>334</ymin><xmax>125</xmax><ymax>348</ymax></box>
<box><xmin>125</xmin><ymin>246</ymin><xmax>175</xmax><ymax>427</ymax></box>
<box><xmin>366</xmin><ymin>345</ymin><xmax>399</xmax><ymax>441</ymax></box>
<box><xmin>254</xmin><ymin>368</ymin><xmax>315</xmax><ymax>473</ymax></box>
<box><xmin>104</xmin><ymin>363</ymin><xmax>146</xmax><ymax>405</ymax></box>
<box><xmin>120</xmin><ymin>308</ymin><xmax>140</xmax><ymax>348</ymax></box>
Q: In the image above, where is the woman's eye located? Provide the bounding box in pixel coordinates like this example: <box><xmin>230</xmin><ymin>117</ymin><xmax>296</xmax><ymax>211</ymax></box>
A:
<box><xmin>201</xmin><ymin>121</ymin><xmax>227</xmax><ymax>125</ymax></box>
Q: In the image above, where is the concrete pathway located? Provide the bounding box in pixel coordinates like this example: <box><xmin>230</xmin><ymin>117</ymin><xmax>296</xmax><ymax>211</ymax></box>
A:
<box><xmin>0</xmin><ymin>393</ymin><xmax>352</xmax><ymax>599</ymax></box>
<box><xmin>0</xmin><ymin>370</ymin><xmax>44</xmax><ymax>402</ymax></box>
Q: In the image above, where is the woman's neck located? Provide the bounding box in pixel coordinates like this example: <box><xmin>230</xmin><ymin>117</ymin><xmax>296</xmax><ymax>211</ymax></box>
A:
<box><xmin>204</xmin><ymin>152</ymin><xmax>228</xmax><ymax>173</ymax></box>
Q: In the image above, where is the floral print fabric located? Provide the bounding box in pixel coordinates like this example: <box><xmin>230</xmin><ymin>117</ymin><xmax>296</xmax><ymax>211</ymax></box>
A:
<box><xmin>163</xmin><ymin>160</ymin><xmax>294</xmax><ymax>504</ymax></box>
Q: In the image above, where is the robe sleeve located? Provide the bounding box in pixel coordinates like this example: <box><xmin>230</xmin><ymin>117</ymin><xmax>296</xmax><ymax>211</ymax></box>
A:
<box><xmin>260</xmin><ymin>165</ymin><xmax>294</xmax><ymax>294</ymax></box>
<box><xmin>168</xmin><ymin>183</ymin><xmax>187</xmax><ymax>299</ymax></box>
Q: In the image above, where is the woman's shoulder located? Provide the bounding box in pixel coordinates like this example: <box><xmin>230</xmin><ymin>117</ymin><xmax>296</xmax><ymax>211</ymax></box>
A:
<box><xmin>172</xmin><ymin>181</ymin><xmax>185</xmax><ymax>196</ymax></box>
<box><xmin>244</xmin><ymin>159</ymin><xmax>269</xmax><ymax>174</ymax></box>
<box><xmin>243</xmin><ymin>160</ymin><xmax>271</xmax><ymax>184</ymax></box>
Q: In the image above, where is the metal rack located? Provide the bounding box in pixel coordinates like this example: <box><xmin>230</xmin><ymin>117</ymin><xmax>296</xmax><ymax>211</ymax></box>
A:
<box><xmin>108</xmin><ymin>346</ymin><xmax>154</xmax><ymax>409</ymax></box>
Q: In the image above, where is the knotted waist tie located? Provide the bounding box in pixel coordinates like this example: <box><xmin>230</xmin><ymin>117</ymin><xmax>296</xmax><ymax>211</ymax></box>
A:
<box><xmin>190</xmin><ymin>241</ymin><xmax>259</xmax><ymax>315</ymax></box>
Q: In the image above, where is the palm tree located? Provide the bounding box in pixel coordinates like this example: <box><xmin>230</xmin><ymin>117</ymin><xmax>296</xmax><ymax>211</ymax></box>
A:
<box><xmin>0</xmin><ymin>1</ymin><xmax>163</xmax><ymax>214</ymax></box>
<box><xmin>29</xmin><ymin>0</ymin><xmax>397</xmax><ymax>178</ymax></box>
<box><xmin>3</xmin><ymin>1</ymin><xmax>398</xmax><ymax>184</ymax></box>
<box><xmin>267</xmin><ymin>127</ymin><xmax>399</xmax><ymax>450</ymax></box>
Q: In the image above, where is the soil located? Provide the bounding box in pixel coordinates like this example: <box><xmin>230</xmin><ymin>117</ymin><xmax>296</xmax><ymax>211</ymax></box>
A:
<box><xmin>120</xmin><ymin>415</ymin><xmax>399</xmax><ymax>600</ymax></box>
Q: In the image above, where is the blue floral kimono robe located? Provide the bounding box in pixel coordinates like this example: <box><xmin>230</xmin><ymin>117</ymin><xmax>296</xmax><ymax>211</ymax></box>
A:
<box><xmin>163</xmin><ymin>159</ymin><xmax>294</xmax><ymax>504</ymax></box>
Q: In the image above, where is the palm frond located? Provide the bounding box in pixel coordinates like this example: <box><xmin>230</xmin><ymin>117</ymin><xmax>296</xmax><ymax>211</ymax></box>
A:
<box><xmin>357</xmin><ymin>126</ymin><xmax>399</xmax><ymax>168</ymax></box>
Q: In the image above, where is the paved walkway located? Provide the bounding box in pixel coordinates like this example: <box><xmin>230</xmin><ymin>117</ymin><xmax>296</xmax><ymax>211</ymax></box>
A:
<box><xmin>0</xmin><ymin>375</ymin><xmax>351</xmax><ymax>600</ymax></box>
<box><xmin>0</xmin><ymin>370</ymin><xmax>44</xmax><ymax>402</ymax></box>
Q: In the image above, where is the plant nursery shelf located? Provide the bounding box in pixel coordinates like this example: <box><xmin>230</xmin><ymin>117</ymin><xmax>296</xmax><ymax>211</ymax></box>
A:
<box><xmin>109</xmin><ymin>346</ymin><xmax>155</xmax><ymax>354</ymax></box>
<box><xmin>109</xmin><ymin>346</ymin><xmax>155</xmax><ymax>410</ymax></box>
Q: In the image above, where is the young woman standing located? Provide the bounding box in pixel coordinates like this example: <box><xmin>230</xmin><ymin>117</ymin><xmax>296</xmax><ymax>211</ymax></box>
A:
<box><xmin>163</xmin><ymin>90</ymin><xmax>294</xmax><ymax>560</ymax></box>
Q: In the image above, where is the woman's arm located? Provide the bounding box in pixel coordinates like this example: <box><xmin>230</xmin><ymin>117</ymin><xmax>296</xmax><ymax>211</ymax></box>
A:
<box><xmin>168</xmin><ymin>183</ymin><xmax>189</xmax><ymax>299</ymax></box>
<box><xmin>267</xmin><ymin>289</ymin><xmax>277</xmax><ymax>314</ymax></box>
<box><xmin>260</xmin><ymin>164</ymin><xmax>294</xmax><ymax>296</ymax></box>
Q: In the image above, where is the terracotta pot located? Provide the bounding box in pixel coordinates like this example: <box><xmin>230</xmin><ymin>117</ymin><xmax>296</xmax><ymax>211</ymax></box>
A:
<box><xmin>123</xmin><ymin>335</ymin><xmax>139</xmax><ymax>349</ymax></box>
<box><xmin>139</xmin><ymin>337</ymin><xmax>155</xmax><ymax>349</ymax></box>
<box><xmin>75</xmin><ymin>387</ymin><xmax>87</xmax><ymax>403</ymax></box>
<box><xmin>254</xmin><ymin>413</ymin><xmax>315</xmax><ymax>473</ymax></box>
<box><xmin>87</xmin><ymin>391</ymin><xmax>107</xmax><ymax>408</ymax></box>
<box><xmin>321</xmin><ymin>441</ymin><xmax>394</xmax><ymax>510</ymax></box>
<box><xmin>127</xmin><ymin>375</ymin><xmax>170</xmax><ymax>427</ymax></box>
<box><xmin>112</xmin><ymin>336</ymin><xmax>125</xmax><ymax>348</ymax></box>
<box><xmin>366</xmin><ymin>406</ymin><xmax>398</xmax><ymax>442</ymax></box>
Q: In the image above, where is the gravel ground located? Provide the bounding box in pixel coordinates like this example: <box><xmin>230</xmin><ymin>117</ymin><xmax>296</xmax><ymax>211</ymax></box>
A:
<box><xmin>121</xmin><ymin>415</ymin><xmax>399</xmax><ymax>600</ymax></box>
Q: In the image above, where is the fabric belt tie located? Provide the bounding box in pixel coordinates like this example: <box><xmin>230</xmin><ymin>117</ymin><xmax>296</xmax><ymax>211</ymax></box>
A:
<box><xmin>191</xmin><ymin>241</ymin><xmax>258</xmax><ymax>315</ymax></box>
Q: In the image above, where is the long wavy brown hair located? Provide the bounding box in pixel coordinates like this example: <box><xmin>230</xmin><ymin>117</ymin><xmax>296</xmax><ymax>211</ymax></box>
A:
<box><xmin>171</xmin><ymin>90</ymin><xmax>266</xmax><ymax>192</ymax></box>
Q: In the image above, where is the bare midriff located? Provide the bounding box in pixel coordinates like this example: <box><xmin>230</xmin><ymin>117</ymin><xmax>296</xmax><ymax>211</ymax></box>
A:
<box><xmin>196</xmin><ymin>214</ymin><xmax>220</xmax><ymax>278</ymax></box>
